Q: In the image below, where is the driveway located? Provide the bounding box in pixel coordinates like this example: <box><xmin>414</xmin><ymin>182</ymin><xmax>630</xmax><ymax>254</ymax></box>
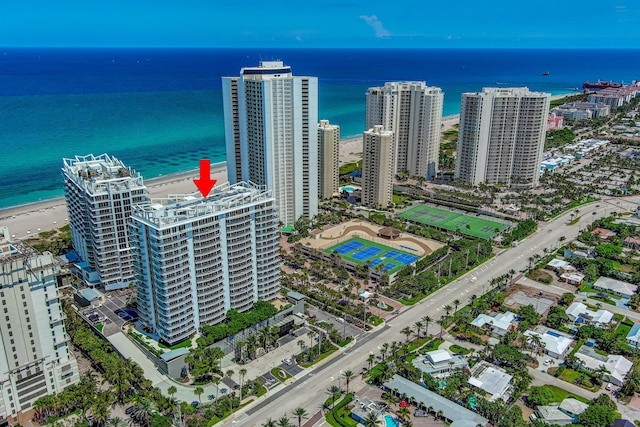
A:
<box><xmin>306</xmin><ymin>305</ymin><xmax>363</xmax><ymax>339</ymax></box>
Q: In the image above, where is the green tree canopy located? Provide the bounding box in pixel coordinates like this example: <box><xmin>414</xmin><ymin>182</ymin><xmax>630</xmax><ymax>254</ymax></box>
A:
<box><xmin>579</xmin><ymin>404</ymin><xmax>616</xmax><ymax>427</ymax></box>
<box><xmin>527</xmin><ymin>386</ymin><xmax>554</xmax><ymax>406</ymax></box>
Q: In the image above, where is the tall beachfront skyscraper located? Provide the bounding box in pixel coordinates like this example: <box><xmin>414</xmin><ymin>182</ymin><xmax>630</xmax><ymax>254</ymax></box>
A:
<box><xmin>366</xmin><ymin>82</ymin><xmax>443</xmax><ymax>180</ymax></box>
<box><xmin>318</xmin><ymin>120</ymin><xmax>340</xmax><ymax>199</ymax></box>
<box><xmin>362</xmin><ymin>126</ymin><xmax>395</xmax><ymax>209</ymax></box>
<box><xmin>0</xmin><ymin>227</ymin><xmax>79</xmax><ymax>421</ymax></box>
<box><xmin>455</xmin><ymin>87</ymin><xmax>550</xmax><ymax>188</ymax></box>
<box><xmin>62</xmin><ymin>154</ymin><xmax>147</xmax><ymax>288</ymax></box>
<box><xmin>222</xmin><ymin>61</ymin><xmax>319</xmax><ymax>226</ymax></box>
<box><xmin>130</xmin><ymin>182</ymin><xmax>280</xmax><ymax>345</ymax></box>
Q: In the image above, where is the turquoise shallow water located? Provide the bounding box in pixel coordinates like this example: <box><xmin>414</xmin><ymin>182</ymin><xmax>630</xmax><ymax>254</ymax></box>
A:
<box><xmin>0</xmin><ymin>89</ymin><xmax>226</xmax><ymax>208</ymax></box>
<box><xmin>2</xmin><ymin>47</ymin><xmax>639</xmax><ymax>209</ymax></box>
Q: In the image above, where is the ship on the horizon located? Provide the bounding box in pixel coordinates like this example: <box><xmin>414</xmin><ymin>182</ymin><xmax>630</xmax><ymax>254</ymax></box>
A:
<box><xmin>583</xmin><ymin>80</ymin><xmax>623</xmax><ymax>90</ymax></box>
<box><xmin>542</xmin><ymin>71</ymin><xmax>550</xmax><ymax>76</ymax></box>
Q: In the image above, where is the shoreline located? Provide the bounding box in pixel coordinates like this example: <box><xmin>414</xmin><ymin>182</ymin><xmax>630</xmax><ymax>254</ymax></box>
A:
<box><xmin>0</xmin><ymin>91</ymin><xmax>578</xmax><ymax>238</ymax></box>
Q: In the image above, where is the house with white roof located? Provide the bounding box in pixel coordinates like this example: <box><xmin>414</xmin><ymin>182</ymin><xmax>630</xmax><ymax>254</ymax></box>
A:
<box><xmin>535</xmin><ymin>398</ymin><xmax>589</xmax><ymax>425</ymax></box>
<box><xmin>468</xmin><ymin>361</ymin><xmax>513</xmax><ymax>402</ymax></box>
<box><xmin>560</xmin><ymin>272</ymin><xmax>585</xmax><ymax>285</ymax></box>
<box><xmin>576</xmin><ymin>347</ymin><xmax>633</xmax><ymax>386</ymax></box>
<box><xmin>565</xmin><ymin>302</ymin><xmax>613</xmax><ymax>327</ymax></box>
<box><xmin>626</xmin><ymin>324</ymin><xmax>640</xmax><ymax>348</ymax></box>
<box><xmin>593</xmin><ymin>276</ymin><xmax>638</xmax><ymax>298</ymax></box>
<box><xmin>524</xmin><ymin>327</ymin><xmax>573</xmax><ymax>359</ymax></box>
<box><xmin>470</xmin><ymin>311</ymin><xmax>518</xmax><ymax>337</ymax></box>
<box><xmin>414</xmin><ymin>349</ymin><xmax>468</xmax><ymax>378</ymax></box>
<box><xmin>546</xmin><ymin>259</ymin><xmax>576</xmax><ymax>274</ymax></box>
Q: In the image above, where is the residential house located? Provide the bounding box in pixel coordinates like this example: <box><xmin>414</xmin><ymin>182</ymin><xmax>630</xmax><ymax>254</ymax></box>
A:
<box><xmin>470</xmin><ymin>311</ymin><xmax>518</xmax><ymax>337</ymax></box>
<box><xmin>591</xmin><ymin>227</ymin><xmax>617</xmax><ymax>240</ymax></box>
<box><xmin>350</xmin><ymin>397</ymin><xmax>386</xmax><ymax>424</ymax></box>
<box><xmin>534</xmin><ymin>398</ymin><xmax>588</xmax><ymax>426</ymax></box>
<box><xmin>383</xmin><ymin>375</ymin><xmax>488</xmax><ymax>426</ymax></box>
<box><xmin>592</xmin><ymin>276</ymin><xmax>638</xmax><ymax>298</ymax></box>
<box><xmin>575</xmin><ymin>347</ymin><xmax>633</xmax><ymax>386</ymax></box>
<box><xmin>414</xmin><ymin>349</ymin><xmax>468</xmax><ymax>378</ymax></box>
<box><xmin>565</xmin><ymin>302</ymin><xmax>613</xmax><ymax>327</ymax></box>
<box><xmin>468</xmin><ymin>361</ymin><xmax>513</xmax><ymax>402</ymax></box>
<box><xmin>524</xmin><ymin>327</ymin><xmax>573</xmax><ymax>359</ymax></box>
<box><xmin>623</xmin><ymin>236</ymin><xmax>640</xmax><ymax>251</ymax></box>
<box><xmin>563</xmin><ymin>248</ymin><xmax>594</xmax><ymax>260</ymax></box>
<box><xmin>546</xmin><ymin>259</ymin><xmax>577</xmax><ymax>275</ymax></box>
<box><xmin>560</xmin><ymin>272</ymin><xmax>585</xmax><ymax>285</ymax></box>
<box><xmin>626</xmin><ymin>324</ymin><xmax>640</xmax><ymax>348</ymax></box>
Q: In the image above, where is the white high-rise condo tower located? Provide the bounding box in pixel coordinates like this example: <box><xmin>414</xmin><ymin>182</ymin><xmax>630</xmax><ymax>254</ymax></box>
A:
<box><xmin>130</xmin><ymin>182</ymin><xmax>280</xmax><ymax>346</ymax></box>
<box><xmin>62</xmin><ymin>154</ymin><xmax>147</xmax><ymax>287</ymax></box>
<box><xmin>455</xmin><ymin>87</ymin><xmax>550</xmax><ymax>188</ymax></box>
<box><xmin>362</xmin><ymin>126</ymin><xmax>395</xmax><ymax>209</ymax></box>
<box><xmin>222</xmin><ymin>61</ymin><xmax>319</xmax><ymax>227</ymax></box>
<box><xmin>318</xmin><ymin>120</ymin><xmax>340</xmax><ymax>199</ymax></box>
<box><xmin>366</xmin><ymin>82</ymin><xmax>443</xmax><ymax>180</ymax></box>
<box><xmin>0</xmin><ymin>227</ymin><xmax>79</xmax><ymax>420</ymax></box>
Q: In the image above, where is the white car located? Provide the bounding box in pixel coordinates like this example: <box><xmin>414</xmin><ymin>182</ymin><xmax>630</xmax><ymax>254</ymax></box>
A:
<box><xmin>470</xmin><ymin>277</ymin><xmax>477</xmax><ymax>283</ymax></box>
<box><xmin>282</xmin><ymin>359</ymin><xmax>292</xmax><ymax>366</ymax></box>
<box><xmin>606</xmin><ymin>383</ymin><xmax>613</xmax><ymax>391</ymax></box>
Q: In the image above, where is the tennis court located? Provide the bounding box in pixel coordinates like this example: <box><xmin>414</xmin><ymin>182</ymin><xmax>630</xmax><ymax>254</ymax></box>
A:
<box><xmin>399</xmin><ymin>205</ymin><xmax>509</xmax><ymax>239</ymax></box>
<box><xmin>324</xmin><ymin>237</ymin><xmax>421</xmax><ymax>274</ymax></box>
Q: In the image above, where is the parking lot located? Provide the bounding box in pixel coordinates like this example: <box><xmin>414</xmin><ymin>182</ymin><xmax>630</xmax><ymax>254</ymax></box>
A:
<box><xmin>306</xmin><ymin>305</ymin><xmax>363</xmax><ymax>339</ymax></box>
<box><xmin>80</xmin><ymin>291</ymin><xmax>135</xmax><ymax>337</ymax></box>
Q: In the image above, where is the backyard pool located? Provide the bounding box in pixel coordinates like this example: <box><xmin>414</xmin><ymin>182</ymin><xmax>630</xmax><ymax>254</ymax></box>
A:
<box><xmin>384</xmin><ymin>415</ymin><xmax>399</xmax><ymax>427</ymax></box>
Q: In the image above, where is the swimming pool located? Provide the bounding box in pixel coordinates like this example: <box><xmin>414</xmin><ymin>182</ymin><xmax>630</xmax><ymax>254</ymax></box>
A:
<box><xmin>341</xmin><ymin>186</ymin><xmax>355</xmax><ymax>192</ymax></box>
<box><xmin>546</xmin><ymin>331</ymin><xmax>561</xmax><ymax>337</ymax></box>
<box><xmin>384</xmin><ymin>415</ymin><xmax>399</xmax><ymax>427</ymax></box>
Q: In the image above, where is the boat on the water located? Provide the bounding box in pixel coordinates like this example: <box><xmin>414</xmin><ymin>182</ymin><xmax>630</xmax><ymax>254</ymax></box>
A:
<box><xmin>542</xmin><ymin>71</ymin><xmax>550</xmax><ymax>76</ymax></box>
<box><xmin>583</xmin><ymin>80</ymin><xmax>622</xmax><ymax>90</ymax></box>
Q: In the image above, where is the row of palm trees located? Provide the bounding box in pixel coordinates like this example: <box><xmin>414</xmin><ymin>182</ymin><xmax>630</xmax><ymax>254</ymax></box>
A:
<box><xmin>234</xmin><ymin>325</ymin><xmax>281</xmax><ymax>364</ymax></box>
<box><xmin>261</xmin><ymin>407</ymin><xmax>309</xmax><ymax>427</ymax></box>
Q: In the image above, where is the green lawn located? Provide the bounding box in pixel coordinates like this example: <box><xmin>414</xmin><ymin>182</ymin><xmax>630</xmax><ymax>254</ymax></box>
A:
<box><xmin>158</xmin><ymin>338</ymin><xmax>192</xmax><ymax>350</ymax></box>
<box><xmin>270</xmin><ymin>368</ymin><xmax>291</xmax><ymax>382</ymax></box>
<box><xmin>546</xmin><ymin>385</ymin><xmax>589</xmax><ymax>404</ymax></box>
<box><xmin>399</xmin><ymin>205</ymin><xmax>508</xmax><ymax>239</ymax></box>
<box><xmin>611</xmin><ymin>261</ymin><xmax>636</xmax><ymax>274</ymax></box>
<box><xmin>560</xmin><ymin>369</ymin><xmax>599</xmax><ymax>392</ymax></box>
<box><xmin>323</xmin><ymin>236</ymin><xmax>421</xmax><ymax>274</ymax></box>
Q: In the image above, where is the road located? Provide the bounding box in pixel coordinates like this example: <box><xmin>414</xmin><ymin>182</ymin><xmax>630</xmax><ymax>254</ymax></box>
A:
<box><xmin>227</xmin><ymin>196</ymin><xmax>640</xmax><ymax>426</ymax></box>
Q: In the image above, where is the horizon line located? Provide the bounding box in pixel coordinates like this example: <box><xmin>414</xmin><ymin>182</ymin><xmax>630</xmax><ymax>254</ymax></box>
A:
<box><xmin>3</xmin><ymin>46</ymin><xmax>640</xmax><ymax>50</ymax></box>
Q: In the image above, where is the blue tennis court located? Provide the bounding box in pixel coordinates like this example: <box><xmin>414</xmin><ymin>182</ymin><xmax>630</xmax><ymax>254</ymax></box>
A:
<box><xmin>370</xmin><ymin>259</ymin><xmax>383</xmax><ymax>267</ymax></box>
<box><xmin>382</xmin><ymin>263</ymin><xmax>396</xmax><ymax>272</ymax></box>
<box><xmin>385</xmin><ymin>250</ymin><xmax>400</xmax><ymax>258</ymax></box>
<box><xmin>333</xmin><ymin>241</ymin><xmax>365</xmax><ymax>255</ymax></box>
<box><xmin>395</xmin><ymin>253</ymin><xmax>419</xmax><ymax>265</ymax></box>
<box><xmin>352</xmin><ymin>246</ymin><xmax>383</xmax><ymax>261</ymax></box>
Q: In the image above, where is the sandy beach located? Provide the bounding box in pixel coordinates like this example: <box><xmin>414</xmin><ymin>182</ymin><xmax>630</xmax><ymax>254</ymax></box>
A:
<box><xmin>0</xmin><ymin>94</ymin><xmax>569</xmax><ymax>241</ymax></box>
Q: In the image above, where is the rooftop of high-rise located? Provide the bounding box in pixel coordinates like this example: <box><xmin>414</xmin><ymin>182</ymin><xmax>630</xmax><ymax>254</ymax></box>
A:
<box><xmin>62</xmin><ymin>153</ymin><xmax>145</xmax><ymax>193</ymax></box>
<box><xmin>467</xmin><ymin>87</ymin><xmax>549</xmax><ymax>97</ymax></box>
<box><xmin>239</xmin><ymin>60</ymin><xmax>293</xmax><ymax>78</ymax></box>
<box><xmin>132</xmin><ymin>181</ymin><xmax>273</xmax><ymax>228</ymax></box>
<box><xmin>368</xmin><ymin>81</ymin><xmax>442</xmax><ymax>92</ymax></box>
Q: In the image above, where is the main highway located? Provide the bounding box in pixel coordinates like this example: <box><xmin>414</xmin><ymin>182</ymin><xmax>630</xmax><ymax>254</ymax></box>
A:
<box><xmin>229</xmin><ymin>196</ymin><xmax>640</xmax><ymax>426</ymax></box>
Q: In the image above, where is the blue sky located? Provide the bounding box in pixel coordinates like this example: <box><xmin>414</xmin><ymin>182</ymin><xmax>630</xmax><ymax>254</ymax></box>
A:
<box><xmin>1</xmin><ymin>0</ymin><xmax>639</xmax><ymax>48</ymax></box>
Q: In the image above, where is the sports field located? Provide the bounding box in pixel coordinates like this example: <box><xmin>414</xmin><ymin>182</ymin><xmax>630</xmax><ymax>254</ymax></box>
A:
<box><xmin>398</xmin><ymin>205</ymin><xmax>508</xmax><ymax>239</ymax></box>
<box><xmin>324</xmin><ymin>237</ymin><xmax>420</xmax><ymax>274</ymax></box>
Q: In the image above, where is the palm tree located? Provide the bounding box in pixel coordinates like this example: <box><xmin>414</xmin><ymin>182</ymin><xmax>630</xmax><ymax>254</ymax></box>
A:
<box><xmin>367</xmin><ymin>353</ymin><xmax>375</xmax><ymax>370</ymax></box>
<box><xmin>297</xmin><ymin>339</ymin><xmax>305</xmax><ymax>354</ymax></box>
<box><xmin>342</xmin><ymin>370</ymin><xmax>354</xmax><ymax>395</ymax></box>
<box><xmin>307</xmin><ymin>330</ymin><xmax>316</xmax><ymax>359</ymax></box>
<box><xmin>129</xmin><ymin>399</ymin><xmax>155</xmax><ymax>427</ymax></box>
<box><xmin>414</xmin><ymin>321</ymin><xmax>423</xmax><ymax>339</ymax></box>
<box><xmin>594</xmin><ymin>365</ymin><xmax>610</xmax><ymax>385</ymax></box>
<box><xmin>422</xmin><ymin>315</ymin><xmax>431</xmax><ymax>336</ymax></box>
<box><xmin>277</xmin><ymin>416</ymin><xmax>292</xmax><ymax>427</ymax></box>
<box><xmin>239</xmin><ymin>368</ymin><xmax>247</xmax><ymax>400</ymax></box>
<box><xmin>291</xmin><ymin>407</ymin><xmax>309</xmax><ymax>427</ymax></box>
<box><xmin>453</xmin><ymin>299</ymin><xmax>460</xmax><ymax>314</ymax></box>
<box><xmin>193</xmin><ymin>386</ymin><xmax>204</xmax><ymax>403</ymax></box>
<box><xmin>380</xmin><ymin>342</ymin><xmax>389</xmax><ymax>361</ymax></box>
<box><xmin>167</xmin><ymin>385</ymin><xmax>177</xmax><ymax>400</ymax></box>
<box><xmin>107</xmin><ymin>418</ymin><xmax>126</xmax><ymax>427</ymax></box>
<box><xmin>527</xmin><ymin>334</ymin><xmax>543</xmax><ymax>355</ymax></box>
<box><xmin>326</xmin><ymin>385</ymin><xmax>342</xmax><ymax>413</ymax></box>
<box><xmin>397</xmin><ymin>406</ymin><xmax>410</xmax><ymax>421</ymax></box>
<box><xmin>362</xmin><ymin>411</ymin><xmax>381</xmax><ymax>427</ymax></box>
<box><xmin>212</xmin><ymin>376</ymin><xmax>221</xmax><ymax>400</ymax></box>
<box><xmin>262</xmin><ymin>418</ymin><xmax>277</xmax><ymax>427</ymax></box>
<box><xmin>443</xmin><ymin>304</ymin><xmax>452</xmax><ymax>317</ymax></box>
<box><xmin>401</xmin><ymin>326</ymin><xmax>413</xmax><ymax>343</ymax></box>
<box><xmin>226</xmin><ymin>369</ymin><xmax>235</xmax><ymax>385</ymax></box>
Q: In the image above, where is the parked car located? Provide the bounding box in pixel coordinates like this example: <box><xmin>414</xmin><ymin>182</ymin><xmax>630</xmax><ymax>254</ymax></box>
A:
<box><xmin>606</xmin><ymin>383</ymin><xmax>613</xmax><ymax>391</ymax></box>
<box><xmin>336</xmin><ymin>317</ymin><xmax>345</xmax><ymax>323</ymax></box>
<box><xmin>283</xmin><ymin>358</ymin><xmax>292</xmax><ymax>365</ymax></box>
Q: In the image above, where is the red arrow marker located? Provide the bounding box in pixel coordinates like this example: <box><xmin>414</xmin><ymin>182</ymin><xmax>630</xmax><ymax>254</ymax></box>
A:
<box><xmin>193</xmin><ymin>159</ymin><xmax>217</xmax><ymax>197</ymax></box>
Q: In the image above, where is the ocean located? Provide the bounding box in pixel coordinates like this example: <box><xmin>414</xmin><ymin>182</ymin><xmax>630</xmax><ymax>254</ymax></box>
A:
<box><xmin>1</xmin><ymin>48</ymin><xmax>639</xmax><ymax>209</ymax></box>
